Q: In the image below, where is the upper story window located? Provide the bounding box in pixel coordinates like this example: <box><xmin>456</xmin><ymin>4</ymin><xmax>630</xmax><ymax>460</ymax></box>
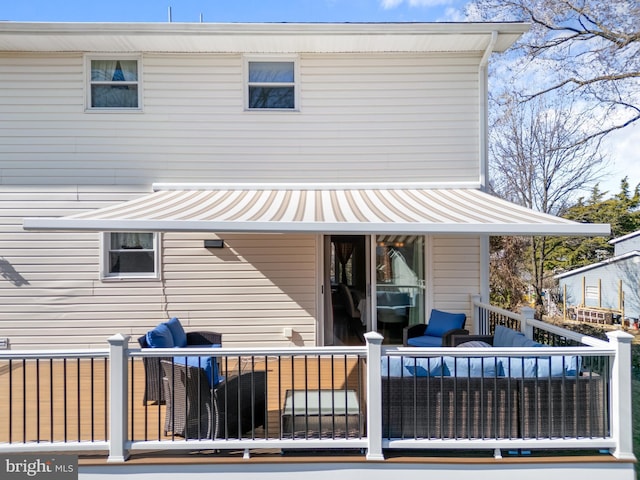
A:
<box><xmin>102</xmin><ymin>232</ymin><xmax>159</xmax><ymax>280</ymax></box>
<box><xmin>247</xmin><ymin>60</ymin><xmax>297</xmax><ymax>110</ymax></box>
<box><xmin>88</xmin><ymin>58</ymin><xmax>141</xmax><ymax>110</ymax></box>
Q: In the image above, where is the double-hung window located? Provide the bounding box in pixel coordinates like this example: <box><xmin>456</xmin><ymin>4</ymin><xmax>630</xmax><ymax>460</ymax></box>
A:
<box><xmin>88</xmin><ymin>57</ymin><xmax>141</xmax><ymax>109</ymax></box>
<box><xmin>102</xmin><ymin>232</ymin><xmax>159</xmax><ymax>280</ymax></box>
<box><xmin>247</xmin><ymin>59</ymin><xmax>297</xmax><ymax>110</ymax></box>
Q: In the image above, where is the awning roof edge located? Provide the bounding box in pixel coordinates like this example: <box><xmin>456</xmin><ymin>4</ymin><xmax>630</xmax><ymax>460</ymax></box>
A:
<box><xmin>22</xmin><ymin>187</ymin><xmax>610</xmax><ymax>237</ymax></box>
<box><xmin>22</xmin><ymin>217</ymin><xmax>610</xmax><ymax>236</ymax></box>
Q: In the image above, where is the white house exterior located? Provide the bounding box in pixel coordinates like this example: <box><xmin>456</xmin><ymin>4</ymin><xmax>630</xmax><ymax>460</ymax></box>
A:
<box><xmin>1</xmin><ymin>22</ymin><xmax>632</xmax><ymax>480</ymax></box>
<box><xmin>0</xmin><ymin>22</ymin><xmax>608</xmax><ymax>350</ymax></box>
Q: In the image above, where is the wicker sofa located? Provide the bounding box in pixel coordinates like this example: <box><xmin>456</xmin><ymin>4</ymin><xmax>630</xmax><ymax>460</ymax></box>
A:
<box><xmin>381</xmin><ymin>373</ymin><xmax>606</xmax><ymax>440</ymax></box>
<box><xmin>382</xmin><ymin>326</ymin><xmax>608</xmax><ymax>440</ymax></box>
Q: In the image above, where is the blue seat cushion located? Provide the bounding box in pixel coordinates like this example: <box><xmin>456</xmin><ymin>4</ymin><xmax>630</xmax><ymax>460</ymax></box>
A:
<box><xmin>165</xmin><ymin>317</ymin><xmax>187</xmax><ymax>348</ymax></box>
<box><xmin>173</xmin><ymin>344</ymin><xmax>223</xmax><ymax>387</ymax></box>
<box><xmin>407</xmin><ymin>335</ymin><xmax>443</xmax><ymax>347</ymax></box>
<box><xmin>500</xmin><ymin>356</ymin><xmax>538</xmax><ymax>378</ymax></box>
<box><xmin>146</xmin><ymin>323</ymin><xmax>175</xmax><ymax>348</ymax></box>
<box><xmin>424</xmin><ymin>309</ymin><xmax>466</xmax><ymax>338</ymax></box>
<box><xmin>443</xmin><ymin>356</ymin><xmax>501</xmax><ymax>378</ymax></box>
<box><xmin>536</xmin><ymin>355</ymin><xmax>581</xmax><ymax>377</ymax></box>
<box><xmin>381</xmin><ymin>355</ymin><xmax>447</xmax><ymax>377</ymax></box>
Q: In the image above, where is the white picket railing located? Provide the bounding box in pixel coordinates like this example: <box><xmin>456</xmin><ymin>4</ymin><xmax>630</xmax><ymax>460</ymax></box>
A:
<box><xmin>0</xmin><ymin>301</ymin><xmax>634</xmax><ymax>463</ymax></box>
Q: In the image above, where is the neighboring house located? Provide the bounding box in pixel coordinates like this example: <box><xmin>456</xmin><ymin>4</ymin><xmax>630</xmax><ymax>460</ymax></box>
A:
<box><xmin>556</xmin><ymin>230</ymin><xmax>640</xmax><ymax>322</ymax></box>
<box><xmin>0</xmin><ymin>21</ymin><xmax>608</xmax><ymax>350</ymax></box>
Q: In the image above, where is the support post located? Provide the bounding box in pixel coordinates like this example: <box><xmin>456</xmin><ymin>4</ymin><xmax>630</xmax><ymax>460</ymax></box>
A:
<box><xmin>470</xmin><ymin>294</ymin><xmax>481</xmax><ymax>335</ymax></box>
<box><xmin>521</xmin><ymin>306</ymin><xmax>535</xmax><ymax>338</ymax></box>
<box><xmin>606</xmin><ymin>330</ymin><xmax>636</xmax><ymax>460</ymax></box>
<box><xmin>108</xmin><ymin>333</ymin><xmax>130</xmax><ymax>463</ymax></box>
<box><xmin>364</xmin><ymin>331</ymin><xmax>384</xmax><ymax>460</ymax></box>
<box><xmin>598</xmin><ymin>278</ymin><xmax>602</xmax><ymax>308</ymax></box>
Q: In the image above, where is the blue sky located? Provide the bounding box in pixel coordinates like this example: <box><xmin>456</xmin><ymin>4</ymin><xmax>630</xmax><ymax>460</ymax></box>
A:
<box><xmin>1</xmin><ymin>0</ymin><xmax>470</xmax><ymax>23</ymax></box>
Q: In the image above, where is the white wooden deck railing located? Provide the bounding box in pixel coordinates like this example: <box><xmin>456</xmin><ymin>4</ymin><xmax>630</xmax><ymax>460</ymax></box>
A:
<box><xmin>0</xmin><ymin>301</ymin><xmax>634</xmax><ymax>463</ymax></box>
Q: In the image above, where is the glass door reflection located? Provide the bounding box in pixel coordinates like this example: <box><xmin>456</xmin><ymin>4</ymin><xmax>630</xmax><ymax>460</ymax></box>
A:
<box><xmin>375</xmin><ymin>235</ymin><xmax>425</xmax><ymax>344</ymax></box>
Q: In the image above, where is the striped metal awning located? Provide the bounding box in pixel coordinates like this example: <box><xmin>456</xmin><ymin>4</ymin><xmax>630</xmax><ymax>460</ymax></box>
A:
<box><xmin>23</xmin><ymin>185</ymin><xmax>610</xmax><ymax>236</ymax></box>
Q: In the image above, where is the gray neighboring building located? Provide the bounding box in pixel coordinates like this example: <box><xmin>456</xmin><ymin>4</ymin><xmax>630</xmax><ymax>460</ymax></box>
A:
<box><xmin>556</xmin><ymin>231</ymin><xmax>640</xmax><ymax>321</ymax></box>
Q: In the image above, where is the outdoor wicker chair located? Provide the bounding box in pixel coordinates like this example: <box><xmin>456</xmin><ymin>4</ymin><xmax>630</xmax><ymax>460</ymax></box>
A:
<box><xmin>161</xmin><ymin>360</ymin><xmax>267</xmax><ymax>439</ymax></box>
<box><xmin>138</xmin><ymin>329</ymin><xmax>222</xmax><ymax>405</ymax></box>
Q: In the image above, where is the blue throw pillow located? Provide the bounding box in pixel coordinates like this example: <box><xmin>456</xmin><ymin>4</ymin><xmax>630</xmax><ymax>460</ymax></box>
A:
<box><xmin>424</xmin><ymin>309</ymin><xmax>466</xmax><ymax>338</ymax></box>
<box><xmin>173</xmin><ymin>344</ymin><xmax>223</xmax><ymax>387</ymax></box>
<box><xmin>492</xmin><ymin>325</ymin><xmax>525</xmax><ymax>347</ymax></box>
<box><xmin>165</xmin><ymin>317</ymin><xmax>187</xmax><ymax>348</ymax></box>
<box><xmin>146</xmin><ymin>323</ymin><xmax>175</xmax><ymax>348</ymax></box>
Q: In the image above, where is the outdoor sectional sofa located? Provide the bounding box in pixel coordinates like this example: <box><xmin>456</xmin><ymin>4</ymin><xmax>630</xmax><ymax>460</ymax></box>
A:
<box><xmin>382</xmin><ymin>325</ymin><xmax>608</xmax><ymax>440</ymax></box>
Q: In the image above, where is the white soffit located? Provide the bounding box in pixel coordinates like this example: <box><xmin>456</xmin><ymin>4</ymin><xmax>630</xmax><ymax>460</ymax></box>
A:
<box><xmin>23</xmin><ymin>186</ymin><xmax>610</xmax><ymax>236</ymax></box>
<box><xmin>0</xmin><ymin>22</ymin><xmax>529</xmax><ymax>53</ymax></box>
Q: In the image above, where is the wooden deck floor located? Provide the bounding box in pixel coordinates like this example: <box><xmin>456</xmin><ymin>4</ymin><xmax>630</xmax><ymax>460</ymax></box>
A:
<box><xmin>0</xmin><ymin>354</ymin><xmax>366</xmax><ymax>444</ymax></box>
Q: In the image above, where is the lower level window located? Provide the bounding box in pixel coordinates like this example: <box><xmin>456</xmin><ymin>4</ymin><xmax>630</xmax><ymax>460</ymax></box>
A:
<box><xmin>103</xmin><ymin>232</ymin><xmax>159</xmax><ymax>279</ymax></box>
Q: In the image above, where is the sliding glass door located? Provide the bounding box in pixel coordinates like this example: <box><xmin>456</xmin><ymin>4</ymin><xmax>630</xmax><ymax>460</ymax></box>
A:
<box><xmin>375</xmin><ymin>235</ymin><xmax>425</xmax><ymax>344</ymax></box>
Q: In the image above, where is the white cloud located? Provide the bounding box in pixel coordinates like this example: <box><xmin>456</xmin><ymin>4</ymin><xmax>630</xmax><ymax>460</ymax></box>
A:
<box><xmin>380</xmin><ymin>0</ymin><xmax>402</xmax><ymax>8</ymax></box>
<box><xmin>440</xmin><ymin>6</ymin><xmax>466</xmax><ymax>21</ymax></box>
<box><xmin>380</xmin><ymin>0</ymin><xmax>454</xmax><ymax>9</ymax></box>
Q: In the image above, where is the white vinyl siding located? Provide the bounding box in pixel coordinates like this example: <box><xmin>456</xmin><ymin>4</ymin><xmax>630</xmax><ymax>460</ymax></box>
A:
<box><xmin>0</xmin><ymin>49</ymin><xmax>483</xmax><ymax>349</ymax></box>
<box><xmin>0</xmin><ymin>185</ymin><xmax>317</xmax><ymax>349</ymax></box>
<box><xmin>0</xmin><ymin>52</ymin><xmax>480</xmax><ymax>186</ymax></box>
<box><xmin>162</xmin><ymin>233</ymin><xmax>317</xmax><ymax>347</ymax></box>
<box><xmin>431</xmin><ymin>235</ymin><xmax>481</xmax><ymax>321</ymax></box>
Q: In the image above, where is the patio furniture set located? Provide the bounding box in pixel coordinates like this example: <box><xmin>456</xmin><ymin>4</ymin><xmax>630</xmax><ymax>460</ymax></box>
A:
<box><xmin>138</xmin><ymin>315</ymin><xmax>606</xmax><ymax>442</ymax></box>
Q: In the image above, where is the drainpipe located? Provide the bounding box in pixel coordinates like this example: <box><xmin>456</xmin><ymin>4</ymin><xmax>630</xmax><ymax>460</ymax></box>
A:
<box><xmin>479</xmin><ymin>31</ymin><xmax>497</xmax><ymax>305</ymax></box>
<box><xmin>479</xmin><ymin>30</ymin><xmax>498</xmax><ymax>192</ymax></box>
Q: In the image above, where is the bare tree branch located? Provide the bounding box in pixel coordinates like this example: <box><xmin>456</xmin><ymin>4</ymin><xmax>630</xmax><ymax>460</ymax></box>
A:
<box><xmin>473</xmin><ymin>0</ymin><xmax>639</xmax><ymax>146</ymax></box>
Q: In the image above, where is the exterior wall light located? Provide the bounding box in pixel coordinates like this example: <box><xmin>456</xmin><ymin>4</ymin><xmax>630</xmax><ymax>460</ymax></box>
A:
<box><xmin>204</xmin><ymin>239</ymin><xmax>224</xmax><ymax>248</ymax></box>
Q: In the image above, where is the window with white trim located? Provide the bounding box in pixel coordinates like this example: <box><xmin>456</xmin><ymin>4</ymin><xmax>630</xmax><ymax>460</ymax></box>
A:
<box><xmin>247</xmin><ymin>60</ymin><xmax>296</xmax><ymax>110</ymax></box>
<box><xmin>88</xmin><ymin>58</ymin><xmax>141</xmax><ymax>109</ymax></box>
<box><xmin>102</xmin><ymin>232</ymin><xmax>159</xmax><ymax>279</ymax></box>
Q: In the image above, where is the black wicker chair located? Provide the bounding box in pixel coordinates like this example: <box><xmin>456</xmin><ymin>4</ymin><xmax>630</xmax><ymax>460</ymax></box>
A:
<box><xmin>138</xmin><ymin>330</ymin><xmax>222</xmax><ymax>405</ymax></box>
<box><xmin>161</xmin><ymin>360</ymin><xmax>267</xmax><ymax>439</ymax></box>
<box><xmin>402</xmin><ymin>324</ymin><xmax>468</xmax><ymax>347</ymax></box>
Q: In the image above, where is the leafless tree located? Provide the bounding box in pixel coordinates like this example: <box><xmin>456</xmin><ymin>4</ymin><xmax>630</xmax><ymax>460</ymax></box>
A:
<box><xmin>470</xmin><ymin>0</ymin><xmax>640</xmax><ymax>145</ymax></box>
<box><xmin>490</xmin><ymin>94</ymin><xmax>605</xmax><ymax>214</ymax></box>
<box><xmin>489</xmin><ymin>93</ymin><xmax>606</xmax><ymax>315</ymax></box>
